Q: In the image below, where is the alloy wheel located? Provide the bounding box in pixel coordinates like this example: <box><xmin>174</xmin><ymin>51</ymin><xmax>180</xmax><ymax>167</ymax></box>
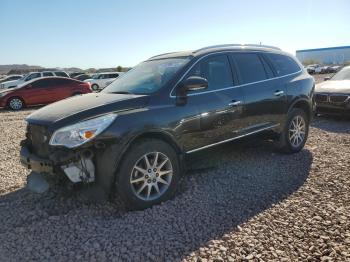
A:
<box><xmin>130</xmin><ymin>152</ymin><xmax>173</xmax><ymax>201</ymax></box>
<box><xmin>9</xmin><ymin>98</ymin><xmax>23</xmax><ymax>110</ymax></box>
<box><xmin>288</xmin><ymin>115</ymin><xmax>306</xmax><ymax>148</ymax></box>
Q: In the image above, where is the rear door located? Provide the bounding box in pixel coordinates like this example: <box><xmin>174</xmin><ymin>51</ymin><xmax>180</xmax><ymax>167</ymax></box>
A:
<box><xmin>181</xmin><ymin>54</ymin><xmax>246</xmax><ymax>151</ymax></box>
<box><xmin>46</xmin><ymin>78</ymin><xmax>73</xmax><ymax>102</ymax></box>
<box><xmin>230</xmin><ymin>52</ymin><xmax>287</xmax><ymax>131</ymax></box>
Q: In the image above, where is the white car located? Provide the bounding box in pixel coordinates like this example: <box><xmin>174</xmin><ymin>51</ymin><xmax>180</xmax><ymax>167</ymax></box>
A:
<box><xmin>84</xmin><ymin>72</ymin><xmax>124</xmax><ymax>90</ymax></box>
<box><xmin>0</xmin><ymin>74</ymin><xmax>23</xmax><ymax>84</ymax></box>
<box><xmin>0</xmin><ymin>71</ymin><xmax>69</xmax><ymax>89</ymax></box>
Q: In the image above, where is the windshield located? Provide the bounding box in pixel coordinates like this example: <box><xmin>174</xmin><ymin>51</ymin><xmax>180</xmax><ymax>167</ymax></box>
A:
<box><xmin>92</xmin><ymin>74</ymin><xmax>100</xmax><ymax>79</ymax></box>
<box><xmin>102</xmin><ymin>57</ymin><xmax>190</xmax><ymax>95</ymax></box>
<box><xmin>331</xmin><ymin>67</ymin><xmax>350</xmax><ymax>81</ymax></box>
<box><xmin>19</xmin><ymin>74</ymin><xmax>29</xmax><ymax>80</ymax></box>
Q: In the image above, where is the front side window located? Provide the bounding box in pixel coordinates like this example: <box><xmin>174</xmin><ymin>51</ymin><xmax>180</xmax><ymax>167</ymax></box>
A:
<box><xmin>331</xmin><ymin>67</ymin><xmax>350</xmax><ymax>80</ymax></box>
<box><xmin>265</xmin><ymin>53</ymin><xmax>300</xmax><ymax>76</ymax></box>
<box><xmin>43</xmin><ymin>72</ymin><xmax>54</xmax><ymax>77</ymax></box>
<box><xmin>231</xmin><ymin>53</ymin><xmax>267</xmax><ymax>84</ymax></box>
<box><xmin>186</xmin><ymin>55</ymin><xmax>233</xmax><ymax>91</ymax></box>
<box><xmin>26</xmin><ymin>73</ymin><xmax>41</xmax><ymax>81</ymax></box>
<box><xmin>31</xmin><ymin>79</ymin><xmax>50</xmax><ymax>88</ymax></box>
<box><xmin>103</xmin><ymin>57</ymin><xmax>190</xmax><ymax>95</ymax></box>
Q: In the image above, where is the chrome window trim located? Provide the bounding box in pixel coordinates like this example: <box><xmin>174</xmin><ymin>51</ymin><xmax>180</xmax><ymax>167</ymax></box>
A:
<box><xmin>186</xmin><ymin>124</ymin><xmax>279</xmax><ymax>154</ymax></box>
<box><xmin>169</xmin><ymin>50</ymin><xmax>302</xmax><ymax>98</ymax></box>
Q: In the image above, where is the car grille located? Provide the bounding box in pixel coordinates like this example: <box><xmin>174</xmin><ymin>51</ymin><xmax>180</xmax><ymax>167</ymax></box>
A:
<box><xmin>315</xmin><ymin>94</ymin><xmax>328</xmax><ymax>103</ymax></box>
<box><xmin>26</xmin><ymin>124</ymin><xmax>51</xmax><ymax>158</ymax></box>
<box><xmin>329</xmin><ymin>95</ymin><xmax>349</xmax><ymax>103</ymax></box>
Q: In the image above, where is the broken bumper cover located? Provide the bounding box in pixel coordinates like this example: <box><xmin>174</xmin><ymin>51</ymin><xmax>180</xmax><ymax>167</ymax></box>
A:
<box><xmin>20</xmin><ymin>145</ymin><xmax>95</xmax><ymax>183</ymax></box>
<box><xmin>20</xmin><ymin>146</ymin><xmax>54</xmax><ymax>173</ymax></box>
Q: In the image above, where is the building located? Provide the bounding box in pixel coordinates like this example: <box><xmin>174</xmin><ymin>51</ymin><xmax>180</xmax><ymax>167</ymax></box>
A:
<box><xmin>296</xmin><ymin>46</ymin><xmax>350</xmax><ymax>65</ymax></box>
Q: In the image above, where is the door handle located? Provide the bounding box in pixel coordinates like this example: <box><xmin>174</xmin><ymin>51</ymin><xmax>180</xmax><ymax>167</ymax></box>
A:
<box><xmin>274</xmin><ymin>90</ymin><xmax>284</xmax><ymax>96</ymax></box>
<box><xmin>228</xmin><ymin>100</ymin><xmax>242</xmax><ymax>107</ymax></box>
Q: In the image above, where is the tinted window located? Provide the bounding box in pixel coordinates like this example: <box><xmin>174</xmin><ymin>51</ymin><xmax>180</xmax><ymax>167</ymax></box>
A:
<box><xmin>26</xmin><ymin>73</ymin><xmax>41</xmax><ymax>81</ymax></box>
<box><xmin>265</xmin><ymin>53</ymin><xmax>300</xmax><ymax>76</ymax></box>
<box><xmin>54</xmin><ymin>72</ymin><xmax>68</xmax><ymax>77</ymax></box>
<box><xmin>231</xmin><ymin>53</ymin><xmax>267</xmax><ymax>84</ymax></box>
<box><xmin>31</xmin><ymin>79</ymin><xmax>50</xmax><ymax>88</ymax></box>
<box><xmin>109</xmin><ymin>73</ymin><xmax>119</xmax><ymax>78</ymax></box>
<box><xmin>187</xmin><ymin>55</ymin><xmax>233</xmax><ymax>91</ymax></box>
<box><xmin>43</xmin><ymin>72</ymin><xmax>54</xmax><ymax>77</ymax></box>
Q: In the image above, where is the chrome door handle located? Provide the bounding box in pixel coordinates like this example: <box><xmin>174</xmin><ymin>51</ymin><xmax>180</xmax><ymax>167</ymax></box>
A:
<box><xmin>228</xmin><ymin>100</ymin><xmax>242</xmax><ymax>106</ymax></box>
<box><xmin>274</xmin><ymin>90</ymin><xmax>284</xmax><ymax>96</ymax></box>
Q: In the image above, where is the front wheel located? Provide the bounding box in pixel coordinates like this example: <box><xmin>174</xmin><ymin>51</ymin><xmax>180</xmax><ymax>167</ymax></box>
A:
<box><xmin>91</xmin><ymin>84</ymin><xmax>99</xmax><ymax>91</ymax></box>
<box><xmin>275</xmin><ymin>108</ymin><xmax>309</xmax><ymax>154</ymax></box>
<box><xmin>8</xmin><ymin>97</ymin><xmax>24</xmax><ymax>110</ymax></box>
<box><xmin>115</xmin><ymin>139</ymin><xmax>180</xmax><ymax>210</ymax></box>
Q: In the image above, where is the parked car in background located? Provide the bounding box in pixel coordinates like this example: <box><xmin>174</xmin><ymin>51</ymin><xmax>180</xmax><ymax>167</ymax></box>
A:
<box><xmin>74</xmin><ymin>74</ymin><xmax>92</xmax><ymax>81</ymax></box>
<box><xmin>20</xmin><ymin>44</ymin><xmax>314</xmax><ymax>210</ymax></box>
<box><xmin>306</xmin><ymin>64</ymin><xmax>322</xmax><ymax>74</ymax></box>
<box><xmin>0</xmin><ymin>74</ymin><xmax>23</xmax><ymax>84</ymax></box>
<box><xmin>84</xmin><ymin>72</ymin><xmax>124</xmax><ymax>90</ymax></box>
<box><xmin>0</xmin><ymin>77</ymin><xmax>92</xmax><ymax>110</ymax></box>
<box><xmin>315</xmin><ymin>66</ymin><xmax>350</xmax><ymax>115</ymax></box>
<box><xmin>330</xmin><ymin>65</ymin><xmax>342</xmax><ymax>73</ymax></box>
<box><xmin>70</xmin><ymin>72</ymin><xmax>85</xmax><ymax>78</ymax></box>
<box><xmin>0</xmin><ymin>71</ymin><xmax>69</xmax><ymax>89</ymax></box>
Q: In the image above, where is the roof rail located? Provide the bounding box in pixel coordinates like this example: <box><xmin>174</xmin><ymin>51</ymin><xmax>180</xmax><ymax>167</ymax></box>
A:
<box><xmin>149</xmin><ymin>52</ymin><xmax>178</xmax><ymax>59</ymax></box>
<box><xmin>194</xmin><ymin>44</ymin><xmax>281</xmax><ymax>53</ymax></box>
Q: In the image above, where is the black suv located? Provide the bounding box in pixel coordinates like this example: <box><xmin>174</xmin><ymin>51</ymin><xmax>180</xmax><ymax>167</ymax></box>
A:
<box><xmin>20</xmin><ymin>44</ymin><xmax>314</xmax><ymax>209</ymax></box>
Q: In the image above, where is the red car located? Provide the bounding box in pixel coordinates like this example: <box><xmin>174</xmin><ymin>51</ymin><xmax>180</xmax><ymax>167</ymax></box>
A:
<box><xmin>0</xmin><ymin>77</ymin><xmax>92</xmax><ymax>110</ymax></box>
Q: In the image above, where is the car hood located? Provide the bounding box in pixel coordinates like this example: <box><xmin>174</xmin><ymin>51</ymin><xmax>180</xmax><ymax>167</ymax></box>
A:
<box><xmin>26</xmin><ymin>93</ymin><xmax>149</xmax><ymax>130</ymax></box>
<box><xmin>315</xmin><ymin>80</ymin><xmax>350</xmax><ymax>94</ymax></box>
<box><xmin>2</xmin><ymin>79</ymin><xmax>20</xmax><ymax>87</ymax></box>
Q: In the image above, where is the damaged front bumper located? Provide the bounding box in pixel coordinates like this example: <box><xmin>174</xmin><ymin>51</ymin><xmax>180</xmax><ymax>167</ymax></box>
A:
<box><xmin>20</xmin><ymin>142</ymin><xmax>95</xmax><ymax>184</ymax></box>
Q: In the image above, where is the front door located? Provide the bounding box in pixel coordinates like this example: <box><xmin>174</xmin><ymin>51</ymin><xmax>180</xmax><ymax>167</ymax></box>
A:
<box><xmin>181</xmin><ymin>54</ymin><xmax>246</xmax><ymax>152</ymax></box>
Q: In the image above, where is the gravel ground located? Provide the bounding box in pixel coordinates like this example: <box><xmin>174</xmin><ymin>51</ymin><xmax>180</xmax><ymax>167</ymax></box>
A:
<box><xmin>0</xmin><ymin>109</ymin><xmax>349</xmax><ymax>261</ymax></box>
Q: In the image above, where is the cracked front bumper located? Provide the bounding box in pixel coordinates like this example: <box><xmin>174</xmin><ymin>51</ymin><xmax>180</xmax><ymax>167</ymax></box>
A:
<box><xmin>20</xmin><ymin>146</ymin><xmax>54</xmax><ymax>173</ymax></box>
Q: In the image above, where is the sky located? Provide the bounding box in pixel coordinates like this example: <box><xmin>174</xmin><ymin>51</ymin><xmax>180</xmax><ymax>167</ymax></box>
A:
<box><xmin>0</xmin><ymin>0</ymin><xmax>349</xmax><ymax>69</ymax></box>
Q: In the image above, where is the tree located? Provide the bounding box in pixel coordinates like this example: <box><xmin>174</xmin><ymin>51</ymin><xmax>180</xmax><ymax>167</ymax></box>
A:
<box><xmin>116</xmin><ymin>66</ymin><xmax>123</xmax><ymax>72</ymax></box>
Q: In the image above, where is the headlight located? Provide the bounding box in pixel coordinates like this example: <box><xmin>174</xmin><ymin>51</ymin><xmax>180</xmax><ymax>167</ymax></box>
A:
<box><xmin>0</xmin><ymin>92</ymin><xmax>9</xmax><ymax>97</ymax></box>
<box><xmin>49</xmin><ymin>113</ymin><xmax>117</xmax><ymax>148</ymax></box>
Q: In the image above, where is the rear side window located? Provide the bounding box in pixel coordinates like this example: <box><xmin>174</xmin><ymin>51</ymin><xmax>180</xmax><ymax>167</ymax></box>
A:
<box><xmin>43</xmin><ymin>72</ymin><xmax>54</xmax><ymax>77</ymax></box>
<box><xmin>54</xmin><ymin>72</ymin><xmax>68</xmax><ymax>77</ymax></box>
<box><xmin>187</xmin><ymin>55</ymin><xmax>233</xmax><ymax>91</ymax></box>
<box><xmin>109</xmin><ymin>73</ymin><xmax>119</xmax><ymax>78</ymax></box>
<box><xmin>231</xmin><ymin>53</ymin><xmax>267</xmax><ymax>84</ymax></box>
<box><xmin>265</xmin><ymin>53</ymin><xmax>300</xmax><ymax>76</ymax></box>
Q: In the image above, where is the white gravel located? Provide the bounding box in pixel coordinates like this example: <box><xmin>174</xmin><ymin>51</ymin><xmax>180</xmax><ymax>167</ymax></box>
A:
<box><xmin>0</xmin><ymin>108</ymin><xmax>349</xmax><ymax>261</ymax></box>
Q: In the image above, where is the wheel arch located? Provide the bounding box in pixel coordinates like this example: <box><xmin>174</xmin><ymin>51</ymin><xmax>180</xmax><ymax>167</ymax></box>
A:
<box><xmin>288</xmin><ymin>97</ymin><xmax>312</xmax><ymax>120</ymax></box>
<box><xmin>6</xmin><ymin>96</ymin><xmax>26</xmax><ymax>109</ymax></box>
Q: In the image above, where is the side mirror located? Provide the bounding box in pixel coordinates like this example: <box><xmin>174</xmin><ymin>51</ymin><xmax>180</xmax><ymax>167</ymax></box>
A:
<box><xmin>324</xmin><ymin>77</ymin><xmax>331</xmax><ymax>81</ymax></box>
<box><xmin>176</xmin><ymin>76</ymin><xmax>208</xmax><ymax>106</ymax></box>
<box><xmin>183</xmin><ymin>76</ymin><xmax>208</xmax><ymax>91</ymax></box>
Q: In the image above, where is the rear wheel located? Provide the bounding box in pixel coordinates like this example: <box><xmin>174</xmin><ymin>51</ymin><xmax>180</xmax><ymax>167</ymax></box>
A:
<box><xmin>275</xmin><ymin>108</ymin><xmax>309</xmax><ymax>154</ymax></box>
<box><xmin>8</xmin><ymin>97</ymin><xmax>24</xmax><ymax>110</ymax></box>
<box><xmin>115</xmin><ymin>139</ymin><xmax>180</xmax><ymax>210</ymax></box>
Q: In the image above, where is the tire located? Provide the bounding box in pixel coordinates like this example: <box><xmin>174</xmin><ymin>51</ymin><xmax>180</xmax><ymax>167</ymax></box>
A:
<box><xmin>115</xmin><ymin>139</ymin><xmax>180</xmax><ymax>210</ymax></box>
<box><xmin>7</xmin><ymin>97</ymin><xmax>24</xmax><ymax>110</ymax></box>
<box><xmin>91</xmin><ymin>84</ymin><xmax>99</xmax><ymax>91</ymax></box>
<box><xmin>274</xmin><ymin>108</ymin><xmax>309</xmax><ymax>154</ymax></box>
